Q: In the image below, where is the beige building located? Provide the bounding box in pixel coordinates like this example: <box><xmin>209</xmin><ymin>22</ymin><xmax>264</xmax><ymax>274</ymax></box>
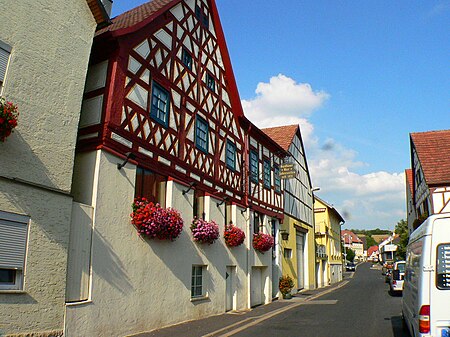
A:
<box><xmin>314</xmin><ymin>197</ymin><xmax>344</xmax><ymax>287</ymax></box>
<box><xmin>0</xmin><ymin>1</ymin><xmax>109</xmax><ymax>335</ymax></box>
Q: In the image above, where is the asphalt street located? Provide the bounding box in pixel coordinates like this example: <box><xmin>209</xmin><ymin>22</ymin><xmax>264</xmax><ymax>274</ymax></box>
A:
<box><xmin>232</xmin><ymin>262</ymin><xmax>409</xmax><ymax>337</ymax></box>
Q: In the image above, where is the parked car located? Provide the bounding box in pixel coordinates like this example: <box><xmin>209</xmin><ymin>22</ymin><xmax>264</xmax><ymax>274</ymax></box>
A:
<box><xmin>385</xmin><ymin>268</ymin><xmax>392</xmax><ymax>283</ymax></box>
<box><xmin>382</xmin><ymin>261</ymin><xmax>394</xmax><ymax>275</ymax></box>
<box><xmin>346</xmin><ymin>262</ymin><xmax>356</xmax><ymax>271</ymax></box>
<box><xmin>389</xmin><ymin>260</ymin><xmax>405</xmax><ymax>294</ymax></box>
<box><xmin>402</xmin><ymin>214</ymin><xmax>450</xmax><ymax>337</ymax></box>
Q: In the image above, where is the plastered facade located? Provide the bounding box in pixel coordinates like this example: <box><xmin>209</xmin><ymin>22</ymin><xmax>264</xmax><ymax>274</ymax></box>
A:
<box><xmin>0</xmin><ymin>1</ymin><xmax>96</xmax><ymax>335</ymax></box>
<box><xmin>66</xmin><ymin>150</ymin><xmax>250</xmax><ymax>336</ymax></box>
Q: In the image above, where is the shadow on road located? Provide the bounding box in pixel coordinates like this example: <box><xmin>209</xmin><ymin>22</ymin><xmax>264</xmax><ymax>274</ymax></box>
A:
<box><xmin>390</xmin><ymin>315</ymin><xmax>411</xmax><ymax>337</ymax></box>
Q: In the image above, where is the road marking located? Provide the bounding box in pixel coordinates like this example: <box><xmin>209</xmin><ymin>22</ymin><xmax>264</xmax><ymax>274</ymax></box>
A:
<box><xmin>204</xmin><ymin>280</ymin><xmax>350</xmax><ymax>337</ymax></box>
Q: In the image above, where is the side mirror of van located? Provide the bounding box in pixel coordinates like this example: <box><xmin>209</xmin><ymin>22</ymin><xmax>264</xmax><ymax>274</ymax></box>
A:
<box><xmin>392</xmin><ymin>269</ymin><xmax>400</xmax><ymax>280</ymax></box>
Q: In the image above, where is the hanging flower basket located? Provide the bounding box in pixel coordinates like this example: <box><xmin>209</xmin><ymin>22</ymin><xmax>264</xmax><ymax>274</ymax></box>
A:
<box><xmin>0</xmin><ymin>97</ymin><xmax>19</xmax><ymax>142</ymax></box>
<box><xmin>131</xmin><ymin>198</ymin><xmax>183</xmax><ymax>241</ymax></box>
<box><xmin>190</xmin><ymin>217</ymin><xmax>220</xmax><ymax>244</ymax></box>
<box><xmin>252</xmin><ymin>232</ymin><xmax>274</xmax><ymax>253</ymax></box>
<box><xmin>224</xmin><ymin>224</ymin><xmax>245</xmax><ymax>247</ymax></box>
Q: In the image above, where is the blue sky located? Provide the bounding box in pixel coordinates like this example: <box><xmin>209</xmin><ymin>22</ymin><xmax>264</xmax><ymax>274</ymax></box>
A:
<box><xmin>111</xmin><ymin>1</ymin><xmax>449</xmax><ymax>230</ymax></box>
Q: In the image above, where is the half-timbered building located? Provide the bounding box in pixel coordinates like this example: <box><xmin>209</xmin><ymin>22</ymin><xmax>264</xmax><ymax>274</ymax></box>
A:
<box><xmin>410</xmin><ymin>130</ymin><xmax>450</xmax><ymax>231</ymax></box>
<box><xmin>263</xmin><ymin>124</ymin><xmax>316</xmax><ymax>292</ymax></box>
<box><xmin>66</xmin><ymin>0</ymin><xmax>283</xmax><ymax>335</ymax></box>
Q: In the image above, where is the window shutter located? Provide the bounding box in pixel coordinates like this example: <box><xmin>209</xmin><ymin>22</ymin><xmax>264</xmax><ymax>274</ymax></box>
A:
<box><xmin>0</xmin><ymin>211</ymin><xmax>29</xmax><ymax>270</ymax></box>
<box><xmin>0</xmin><ymin>41</ymin><xmax>12</xmax><ymax>84</ymax></box>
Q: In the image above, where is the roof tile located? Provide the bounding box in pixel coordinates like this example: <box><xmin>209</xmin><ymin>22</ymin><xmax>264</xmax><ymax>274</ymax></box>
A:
<box><xmin>261</xmin><ymin>124</ymin><xmax>299</xmax><ymax>151</ymax></box>
<box><xmin>411</xmin><ymin>129</ymin><xmax>450</xmax><ymax>186</ymax></box>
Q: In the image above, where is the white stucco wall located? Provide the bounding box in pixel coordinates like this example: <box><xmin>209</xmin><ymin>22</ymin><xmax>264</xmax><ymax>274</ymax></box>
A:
<box><xmin>0</xmin><ymin>0</ymin><xmax>96</xmax><ymax>191</ymax></box>
<box><xmin>66</xmin><ymin>150</ymin><xmax>250</xmax><ymax>336</ymax></box>
<box><xmin>0</xmin><ymin>1</ymin><xmax>97</xmax><ymax>335</ymax></box>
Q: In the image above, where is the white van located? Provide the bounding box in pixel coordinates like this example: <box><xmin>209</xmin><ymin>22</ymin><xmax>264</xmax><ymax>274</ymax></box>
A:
<box><xmin>402</xmin><ymin>214</ymin><xmax>450</xmax><ymax>337</ymax></box>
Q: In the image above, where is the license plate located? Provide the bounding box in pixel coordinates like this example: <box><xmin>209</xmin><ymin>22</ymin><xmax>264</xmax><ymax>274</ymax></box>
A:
<box><xmin>442</xmin><ymin>328</ymin><xmax>450</xmax><ymax>337</ymax></box>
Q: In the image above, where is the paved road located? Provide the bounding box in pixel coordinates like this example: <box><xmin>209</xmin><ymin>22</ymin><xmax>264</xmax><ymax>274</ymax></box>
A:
<box><xmin>232</xmin><ymin>262</ymin><xmax>409</xmax><ymax>337</ymax></box>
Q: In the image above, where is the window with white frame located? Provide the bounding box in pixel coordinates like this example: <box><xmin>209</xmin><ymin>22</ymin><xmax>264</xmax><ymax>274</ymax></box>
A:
<box><xmin>195</xmin><ymin>116</ymin><xmax>209</xmax><ymax>152</ymax></box>
<box><xmin>0</xmin><ymin>210</ymin><xmax>30</xmax><ymax>291</ymax></box>
<box><xmin>263</xmin><ymin>158</ymin><xmax>271</xmax><ymax>188</ymax></box>
<box><xmin>226</xmin><ymin>139</ymin><xmax>236</xmax><ymax>170</ymax></box>
<box><xmin>0</xmin><ymin>41</ymin><xmax>12</xmax><ymax>94</ymax></box>
<box><xmin>150</xmin><ymin>81</ymin><xmax>170</xmax><ymax>126</ymax></box>
<box><xmin>191</xmin><ymin>265</ymin><xmax>206</xmax><ymax>298</ymax></box>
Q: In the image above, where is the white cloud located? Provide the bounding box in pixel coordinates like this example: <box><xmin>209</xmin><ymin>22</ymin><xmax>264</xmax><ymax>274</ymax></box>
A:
<box><xmin>241</xmin><ymin>74</ymin><xmax>406</xmax><ymax>229</ymax></box>
<box><xmin>241</xmin><ymin>74</ymin><xmax>329</xmax><ymax>129</ymax></box>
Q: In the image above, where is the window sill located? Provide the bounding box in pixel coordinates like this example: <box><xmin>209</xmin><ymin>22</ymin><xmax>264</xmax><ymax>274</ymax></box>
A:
<box><xmin>190</xmin><ymin>295</ymin><xmax>209</xmax><ymax>302</ymax></box>
<box><xmin>0</xmin><ymin>289</ymin><xmax>26</xmax><ymax>294</ymax></box>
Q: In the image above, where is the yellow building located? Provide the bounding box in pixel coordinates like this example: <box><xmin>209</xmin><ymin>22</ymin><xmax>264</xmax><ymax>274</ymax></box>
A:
<box><xmin>263</xmin><ymin>125</ymin><xmax>316</xmax><ymax>292</ymax></box>
<box><xmin>314</xmin><ymin>196</ymin><xmax>345</xmax><ymax>287</ymax></box>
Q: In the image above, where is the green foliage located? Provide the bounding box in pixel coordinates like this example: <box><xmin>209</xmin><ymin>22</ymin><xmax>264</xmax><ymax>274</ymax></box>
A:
<box><xmin>394</xmin><ymin>219</ymin><xmax>409</xmax><ymax>260</ymax></box>
<box><xmin>365</xmin><ymin>235</ymin><xmax>377</xmax><ymax>248</ymax></box>
<box><xmin>351</xmin><ymin>228</ymin><xmax>391</xmax><ymax>236</ymax></box>
<box><xmin>345</xmin><ymin>248</ymin><xmax>356</xmax><ymax>262</ymax></box>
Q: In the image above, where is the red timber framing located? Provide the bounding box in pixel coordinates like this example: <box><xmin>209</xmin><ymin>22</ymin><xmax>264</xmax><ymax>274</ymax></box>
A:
<box><xmin>241</xmin><ymin>117</ymin><xmax>287</xmax><ymax>220</ymax></box>
<box><xmin>77</xmin><ymin>0</ymin><xmax>247</xmax><ymax>206</ymax></box>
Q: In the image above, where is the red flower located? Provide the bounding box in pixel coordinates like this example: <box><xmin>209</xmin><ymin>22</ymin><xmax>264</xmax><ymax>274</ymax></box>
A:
<box><xmin>252</xmin><ymin>233</ymin><xmax>274</xmax><ymax>253</ymax></box>
<box><xmin>0</xmin><ymin>97</ymin><xmax>19</xmax><ymax>142</ymax></box>
<box><xmin>224</xmin><ymin>224</ymin><xmax>245</xmax><ymax>247</ymax></box>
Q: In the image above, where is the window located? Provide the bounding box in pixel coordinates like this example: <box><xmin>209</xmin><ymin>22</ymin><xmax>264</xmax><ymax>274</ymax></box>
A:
<box><xmin>193</xmin><ymin>189</ymin><xmax>205</xmax><ymax>219</ymax></box>
<box><xmin>284</xmin><ymin>248</ymin><xmax>292</xmax><ymax>259</ymax></box>
<box><xmin>250</xmin><ymin>150</ymin><xmax>259</xmax><ymax>183</ymax></box>
<box><xmin>195</xmin><ymin>5</ymin><xmax>209</xmax><ymax>28</ymax></box>
<box><xmin>0</xmin><ymin>41</ymin><xmax>12</xmax><ymax>94</ymax></box>
<box><xmin>182</xmin><ymin>48</ymin><xmax>192</xmax><ymax>70</ymax></box>
<box><xmin>253</xmin><ymin>211</ymin><xmax>262</xmax><ymax>234</ymax></box>
<box><xmin>0</xmin><ymin>211</ymin><xmax>30</xmax><ymax>291</ymax></box>
<box><xmin>195</xmin><ymin>116</ymin><xmax>209</xmax><ymax>152</ymax></box>
<box><xmin>226</xmin><ymin>140</ymin><xmax>236</xmax><ymax>170</ymax></box>
<box><xmin>191</xmin><ymin>265</ymin><xmax>206</xmax><ymax>298</ymax></box>
<box><xmin>263</xmin><ymin>159</ymin><xmax>271</xmax><ymax>188</ymax></box>
<box><xmin>206</xmin><ymin>72</ymin><xmax>215</xmax><ymax>92</ymax></box>
<box><xmin>151</xmin><ymin>82</ymin><xmax>170</xmax><ymax>126</ymax></box>
<box><xmin>274</xmin><ymin>164</ymin><xmax>281</xmax><ymax>192</ymax></box>
<box><xmin>135</xmin><ymin>167</ymin><xmax>167</xmax><ymax>207</ymax></box>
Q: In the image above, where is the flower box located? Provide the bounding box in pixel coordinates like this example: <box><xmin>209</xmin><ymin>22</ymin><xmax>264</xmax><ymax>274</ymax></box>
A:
<box><xmin>224</xmin><ymin>224</ymin><xmax>245</xmax><ymax>247</ymax></box>
<box><xmin>131</xmin><ymin>198</ymin><xmax>183</xmax><ymax>241</ymax></box>
<box><xmin>252</xmin><ymin>232</ymin><xmax>274</xmax><ymax>253</ymax></box>
<box><xmin>191</xmin><ymin>217</ymin><xmax>220</xmax><ymax>244</ymax></box>
<box><xmin>0</xmin><ymin>97</ymin><xmax>19</xmax><ymax>142</ymax></box>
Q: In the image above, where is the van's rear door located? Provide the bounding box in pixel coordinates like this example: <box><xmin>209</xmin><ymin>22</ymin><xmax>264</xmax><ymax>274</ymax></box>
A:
<box><xmin>431</xmin><ymin>216</ymin><xmax>450</xmax><ymax>336</ymax></box>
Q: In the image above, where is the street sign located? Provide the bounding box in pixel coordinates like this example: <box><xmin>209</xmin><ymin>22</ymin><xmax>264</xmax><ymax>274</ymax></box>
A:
<box><xmin>280</xmin><ymin>163</ymin><xmax>296</xmax><ymax>179</ymax></box>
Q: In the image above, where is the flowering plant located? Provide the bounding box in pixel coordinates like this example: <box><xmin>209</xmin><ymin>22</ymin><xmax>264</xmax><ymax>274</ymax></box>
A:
<box><xmin>131</xmin><ymin>198</ymin><xmax>183</xmax><ymax>241</ymax></box>
<box><xmin>0</xmin><ymin>97</ymin><xmax>19</xmax><ymax>142</ymax></box>
<box><xmin>252</xmin><ymin>232</ymin><xmax>274</xmax><ymax>253</ymax></box>
<box><xmin>279</xmin><ymin>275</ymin><xmax>294</xmax><ymax>295</ymax></box>
<box><xmin>190</xmin><ymin>217</ymin><xmax>220</xmax><ymax>244</ymax></box>
<box><xmin>224</xmin><ymin>223</ymin><xmax>245</xmax><ymax>247</ymax></box>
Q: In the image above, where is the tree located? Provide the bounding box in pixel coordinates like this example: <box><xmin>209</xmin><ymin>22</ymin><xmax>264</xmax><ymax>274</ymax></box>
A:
<box><xmin>345</xmin><ymin>248</ymin><xmax>356</xmax><ymax>262</ymax></box>
<box><xmin>395</xmin><ymin>219</ymin><xmax>409</xmax><ymax>260</ymax></box>
<box><xmin>365</xmin><ymin>235</ymin><xmax>377</xmax><ymax>248</ymax></box>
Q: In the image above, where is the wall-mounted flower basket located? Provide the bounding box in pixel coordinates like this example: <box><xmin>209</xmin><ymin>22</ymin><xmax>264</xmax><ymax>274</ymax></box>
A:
<box><xmin>0</xmin><ymin>97</ymin><xmax>19</xmax><ymax>142</ymax></box>
<box><xmin>191</xmin><ymin>217</ymin><xmax>220</xmax><ymax>244</ymax></box>
<box><xmin>131</xmin><ymin>198</ymin><xmax>183</xmax><ymax>241</ymax></box>
<box><xmin>252</xmin><ymin>232</ymin><xmax>274</xmax><ymax>253</ymax></box>
<box><xmin>224</xmin><ymin>224</ymin><xmax>245</xmax><ymax>247</ymax></box>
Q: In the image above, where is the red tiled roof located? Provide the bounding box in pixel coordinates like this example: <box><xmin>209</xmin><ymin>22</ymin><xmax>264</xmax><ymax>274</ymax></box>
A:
<box><xmin>410</xmin><ymin>130</ymin><xmax>450</xmax><ymax>186</ymax></box>
<box><xmin>96</xmin><ymin>0</ymin><xmax>176</xmax><ymax>36</ymax></box>
<box><xmin>341</xmin><ymin>230</ymin><xmax>363</xmax><ymax>244</ymax></box>
<box><xmin>262</xmin><ymin>125</ymin><xmax>299</xmax><ymax>151</ymax></box>
<box><xmin>405</xmin><ymin>169</ymin><xmax>413</xmax><ymax>192</ymax></box>
<box><xmin>367</xmin><ymin>245</ymin><xmax>379</xmax><ymax>255</ymax></box>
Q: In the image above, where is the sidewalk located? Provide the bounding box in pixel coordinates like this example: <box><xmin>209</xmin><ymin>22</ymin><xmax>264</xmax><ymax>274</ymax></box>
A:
<box><xmin>129</xmin><ymin>275</ymin><xmax>353</xmax><ymax>337</ymax></box>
